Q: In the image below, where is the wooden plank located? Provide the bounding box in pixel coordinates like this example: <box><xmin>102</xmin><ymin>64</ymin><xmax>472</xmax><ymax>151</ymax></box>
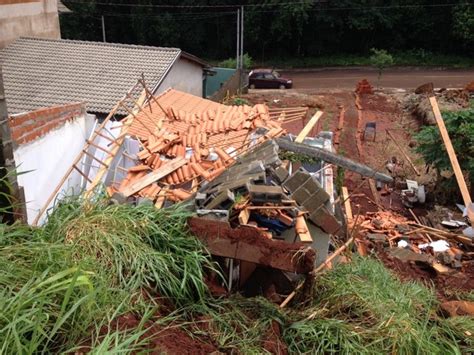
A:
<box><xmin>295</xmin><ymin>111</ymin><xmax>323</xmax><ymax>143</ymax></box>
<box><xmin>154</xmin><ymin>188</ymin><xmax>167</xmax><ymax>209</ymax></box>
<box><xmin>121</xmin><ymin>157</ymin><xmax>186</xmax><ymax>197</ymax></box>
<box><xmin>430</xmin><ymin>97</ymin><xmax>472</xmax><ymax>210</ymax></box>
<box><xmin>386</xmin><ymin>130</ymin><xmax>420</xmax><ymax>176</ymax></box>
<box><xmin>368</xmin><ymin>179</ymin><xmax>381</xmax><ymax>207</ymax></box>
<box><xmin>238</xmin><ymin>208</ymin><xmax>250</xmax><ymax>225</ymax></box>
<box><xmin>295</xmin><ymin>216</ymin><xmax>312</xmax><ymax>242</ymax></box>
<box><xmin>341</xmin><ymin>186</ymin><xmax>353</xmax><ymax>222</ymax></box>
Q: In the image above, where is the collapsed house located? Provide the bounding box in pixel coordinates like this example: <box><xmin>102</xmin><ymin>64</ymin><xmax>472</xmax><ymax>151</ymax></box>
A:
<box><xmin>26</xmin><ymin>79</ymin><xmax>394</xmax><ymax>294</ymax></box>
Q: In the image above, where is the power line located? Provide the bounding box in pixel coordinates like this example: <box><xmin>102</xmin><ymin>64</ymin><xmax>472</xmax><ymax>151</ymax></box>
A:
<box><xmin>63</xmin><ymin>0</ymin><xmax>320</xmax><ymax>9</ymax></box>
<box><xmin>63</xmin><ymin>0</ymin><xmax>473</xmax><ymax>10</ymax></box>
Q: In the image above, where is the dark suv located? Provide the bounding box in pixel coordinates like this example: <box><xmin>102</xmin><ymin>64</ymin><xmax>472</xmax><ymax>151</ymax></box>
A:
<box><xmin>248</xmin><ymin>69</ymin><xmax>293</xmax><ymax>89</ymax></box>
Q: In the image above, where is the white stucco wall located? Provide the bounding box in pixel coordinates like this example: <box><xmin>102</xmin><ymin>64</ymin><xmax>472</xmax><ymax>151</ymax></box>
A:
<box><xmin>13</xmin><ymin>114</ymin><xmax>95</xmax><ymax>225</ymax></box>
<box><xmin>156</xmin><ymin>58</ymin><xmax>203</xmax><ymax>97</ymax></box>
<box><xmin>0</xmin><ymin>0</ymin><xmax>61</xmax><ymax>48</ymax></box>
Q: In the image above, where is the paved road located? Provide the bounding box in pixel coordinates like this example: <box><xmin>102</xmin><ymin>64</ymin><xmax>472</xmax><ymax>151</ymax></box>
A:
<box><xmin>278</xmin><ymin>68</ymin><xmax>474</xmax><ymax>90</ymax></box>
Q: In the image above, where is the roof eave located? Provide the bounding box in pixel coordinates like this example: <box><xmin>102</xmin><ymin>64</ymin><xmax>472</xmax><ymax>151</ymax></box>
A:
<box><xmin>180</xmin><ymin>51</ymin><xmax>210</xmax><ymax>68</ymax></box>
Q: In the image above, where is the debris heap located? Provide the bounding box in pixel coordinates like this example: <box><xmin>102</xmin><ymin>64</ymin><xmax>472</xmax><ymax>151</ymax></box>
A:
<box><xmin>357</xmin><ymin>210</ymin><xmax>473</xmax><ymax>273</ymax></box>
<box><xmin>110</xmin><ymin>92</ymin><xmax>289</xmax><ymax>206</ymax></box>
<box><xmin>189</xmin><ymin>140</ymin><xmax>344</xmax><ymax>277</ymax></box>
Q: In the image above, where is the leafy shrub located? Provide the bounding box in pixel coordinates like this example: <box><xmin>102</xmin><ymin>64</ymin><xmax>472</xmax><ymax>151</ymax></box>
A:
<box><xmin>219</xmin><ymin>53</ymin><xmax>253</xmax><ymax>69</ymax></box>
<box><xmin>369</xmin><ymin>48</ymin><xmax>394</xmax><ymax>82</ymax></box>
<box><xmin>415</xmin><ymin>108</ymin><xmax>474</xmax><ymax>201</ymax></box>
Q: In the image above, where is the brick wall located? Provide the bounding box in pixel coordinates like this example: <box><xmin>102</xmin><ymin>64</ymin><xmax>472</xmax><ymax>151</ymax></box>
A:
<box><xmin>9</xmin><ymin>102</ymin><xmax>86</xmax><ymax>145</ymax></box>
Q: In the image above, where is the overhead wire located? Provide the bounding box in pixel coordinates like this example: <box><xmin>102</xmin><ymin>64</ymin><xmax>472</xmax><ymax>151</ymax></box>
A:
<box><xmin>62</xmin><ymin>0</ymin><xmax>474</xmax><ymax>10</ymax></box>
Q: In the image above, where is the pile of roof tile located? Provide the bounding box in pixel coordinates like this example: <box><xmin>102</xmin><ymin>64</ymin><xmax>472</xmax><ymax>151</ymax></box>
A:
<box><xmin>109</xmin><ymin>90</ymin><xmax>287</xmax><ymax>205</ymax></box>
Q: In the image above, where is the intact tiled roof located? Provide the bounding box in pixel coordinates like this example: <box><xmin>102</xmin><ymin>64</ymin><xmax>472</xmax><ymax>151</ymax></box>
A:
<box><xmin>0</xmin><ymin>37</ymin><xmax>183</xmax><ymax>115</ymax></box>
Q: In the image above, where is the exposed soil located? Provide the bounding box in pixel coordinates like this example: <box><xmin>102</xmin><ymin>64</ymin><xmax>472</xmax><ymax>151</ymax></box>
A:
<box><xmin>243</xmin><ymin>84</ymin><xmax>472</xmax><ymax>303</ymax></box>
<box><xmin>377</xmin><ymin>252</ymin><xmax>474</xmax><ymax>301</ymax></box>
<box><xmin>262</xmin><ymin>320</ymin><xmax>288</xmax><ymax>355</ymax></box>
<box><xmin>108</xmin><ymin>313</ymin><xmax>218</xmax><ymax>354</ymax></box>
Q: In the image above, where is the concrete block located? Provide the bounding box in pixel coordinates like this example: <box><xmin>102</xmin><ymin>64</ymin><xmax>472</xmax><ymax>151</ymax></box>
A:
<box><xmin>309</xmin><ymin>205</ymin><xmax>342</xmax><ymax>235</ymax></box>
<box><xmin>110</xmin><ymin>192</ymin><xmax>127</xmax><ymax>205</ymax></box>
<box><xmin>218</xmin><ymin>177</ymin><xmax>250</xmax><ymax>195</ymax></box>
<box><xmin>283</xmin><ymin>168</ymin><xmax>310</xmax><ymax>193</ymax></box>
<box><xmin>206</xmin><ymin>172</ymin><xmax>266</xmax><ymax>195</ymax></box>
<box><xmin>301</xmin><ymin>174</ymin><xmax>325</xmax><ymax>193</ymax></box>
<box><xmin>291</xmin><ymin>186</ymin><xmax>313</xmax><ymax>205</ymax></box>
<box><xmin>248</xmin><ymin>183</ymin><xmax>284</xmax><ymax>204</ymax></box>
<box><xmin>244</xmin><ymin>160</ymin><xmax>266</xmax><ymax>175</ymax></box>
<box><xmin>137</xmin><ymin>197</ymin><xmax>154</xmax><ymax>206</ymax></box>
<box><xmin>204</xmin><ymin>189</ymin><xmax>235</xmax><ymax>210</ymax></box>
<box><xmin>302</xmin><ymin>190</ymin><xmax>329</xmax><ymax>213</ymax></box>
<box><xmin>272</xmin><ymin>166</ymin><xmax>289</xmax><ymax>184</ymax></box>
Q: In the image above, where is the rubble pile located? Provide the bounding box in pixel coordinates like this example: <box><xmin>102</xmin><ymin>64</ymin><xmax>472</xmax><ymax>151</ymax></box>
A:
<box><xmin>109</xmin><ymin>95</ymin><xmax>288</xmax><ymax>205</ymax></box>
<box><xmin>357</xmin><ymin>210</ymin><xmax>473</xmax><ymax>273</ymax></box>
<box><xmin>194</xmin><ymin>139</ymin><xmax>341</xmax><ymax>237</ymax></box>
<box><xmin>188</xmin><ymin>139</ymin><xmax>344</xmax><ymax>289</ymax></box>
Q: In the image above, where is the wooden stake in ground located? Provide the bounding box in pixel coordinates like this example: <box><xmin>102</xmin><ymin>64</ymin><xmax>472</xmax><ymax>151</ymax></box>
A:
<box><xmin>295</xmin><ymin>111</ymin><xmax>323</xmax><ymax>143</ymax></box>
<box><xmin>430</xmin><ymin>97</ymin><xmax>472</xmax><ymax>213</ymax></box>
<box><xmin>386</xmin><ymin>129</ymin><xmax>421</xmax><ymax>176</ymax></box>
<box><xmin>341</xmin><ymin>186</ymin><xmax>353</xmax><ymax>223</ymax></box>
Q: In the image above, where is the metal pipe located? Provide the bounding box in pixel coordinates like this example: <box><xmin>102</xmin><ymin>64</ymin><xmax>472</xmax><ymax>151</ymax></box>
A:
<box><xmin>101</xmin><ymin>15</ymin><xmax>106</xmax><ymax>42</ymax></box>
<box><xmin>240</xmin><ymin>5</ymin><xmax>244</xmax><ymax>70</ymax></box>
<box><xmin>236</xmin><ymin>9</ymin><xmax>240</xmax><ymax>70</ymax></box>
<box><xmin>240</xmin><ymin>5</ymin><xmax>244</xmax><ymax>90</ymax></box>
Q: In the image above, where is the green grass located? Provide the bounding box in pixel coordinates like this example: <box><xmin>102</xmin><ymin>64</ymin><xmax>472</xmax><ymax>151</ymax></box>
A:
<box><xmin>1</xmin><ymin>188</ymin><xmax>473</xmax><ymax>353</ymax></box>
<box><xmin>282</xmin><ymin>257</ymin><xmax>474</xmax><ymax>354</ymax></box>
<box><xmin>0</xmin><ymin>197</ymin><xmax>217</xmax><ymax>353</ymax></box>
<box><xmin>42</xmin><ymin>199</ymin><xmax>215</xmax><ymax>305</ymax></box>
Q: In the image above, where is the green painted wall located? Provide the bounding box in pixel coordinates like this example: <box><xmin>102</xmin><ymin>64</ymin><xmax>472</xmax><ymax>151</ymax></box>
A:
<box><xmin>204</xmin><ymin>67</ymin><xmax>236</xmax><ymax>98</ymax></box>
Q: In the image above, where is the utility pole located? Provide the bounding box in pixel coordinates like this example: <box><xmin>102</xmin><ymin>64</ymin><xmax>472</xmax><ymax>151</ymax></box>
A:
<box><xmin>240</xmin><ymin>5</ymin><xmax>244</xmax><ymax>92</ymax></box>
<box><xmin>236</xmin><ymin>9</ymin><xmax>240</xmax><ymax>70</ymax></box>
<box><xmin>0</xmin><ymin>66</ymin><xmax>23</xmax><ymax>223</ymax></box>
<box><xmin>101</xmin><ymin>15</ymin><xmax>106</xmax><ymax>42</ymax></box>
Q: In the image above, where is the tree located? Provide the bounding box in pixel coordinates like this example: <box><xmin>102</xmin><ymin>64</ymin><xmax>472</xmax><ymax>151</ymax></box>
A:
<box><xmin>415</xmin><ymin>109</ymin><xmax>474</xmax><ymax>202</ymax></box>
<box><xmin>369</xmin><ymin>48</ymin><xmax>394</xmax><ymax>85</ymax></box>
<box><xmin>452</xmin><ymin>4</ymin><xmax>474</xmax><ymax>50</ymax></box>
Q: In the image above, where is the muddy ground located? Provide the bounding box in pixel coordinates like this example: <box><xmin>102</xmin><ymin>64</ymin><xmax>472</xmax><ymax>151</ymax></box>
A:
<box><xmin>278</xmin><ymin>67</ymin><xmax>474</xmax><ymax>89</ymax></box>
<box><xmin>242</xmin><ymin>84</ymin><xmax>472</xmax><ymax>302</ymax></box>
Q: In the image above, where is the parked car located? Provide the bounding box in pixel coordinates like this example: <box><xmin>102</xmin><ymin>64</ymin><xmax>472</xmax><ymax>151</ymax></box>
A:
<box><xmin>248</xmin><ymin>69</ymin><xmax>292</xmax><ymax>89</ymax></box>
